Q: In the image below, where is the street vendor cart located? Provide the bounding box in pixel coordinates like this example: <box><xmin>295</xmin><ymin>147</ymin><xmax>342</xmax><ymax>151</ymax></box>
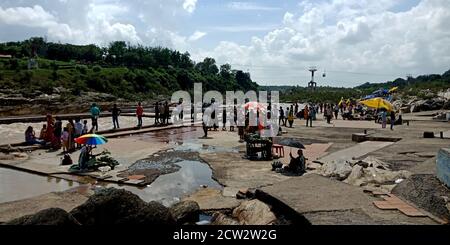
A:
<box><xmin>245</xmin><ymin>134</ymin><xmax>273</xmax><ymax>160</ymax></box>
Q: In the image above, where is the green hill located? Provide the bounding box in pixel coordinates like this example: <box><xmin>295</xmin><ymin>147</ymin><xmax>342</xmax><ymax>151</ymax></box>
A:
<box><xmin>0</xmin><ymin>37</ymin><xmax>258</xmax><ymax>101</ymax></box>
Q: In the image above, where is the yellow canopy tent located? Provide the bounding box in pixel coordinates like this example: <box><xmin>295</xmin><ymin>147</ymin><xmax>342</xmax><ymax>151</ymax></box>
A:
<box><xmin>389</xmin><ymin>87</ymin><xmax>399</xmax><ymax>93</ymax></box>
<box><xmin>360</xmin><ymin>98</ymin><xmax>393</xmax><ymax>112</ymax></box>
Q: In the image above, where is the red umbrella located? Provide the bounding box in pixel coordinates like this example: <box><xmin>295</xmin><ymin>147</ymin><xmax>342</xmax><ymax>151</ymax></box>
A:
<box><xmin>244</xmin><ymin>102</ymin><xmax>266</xmax><ymax>111</ymax></box>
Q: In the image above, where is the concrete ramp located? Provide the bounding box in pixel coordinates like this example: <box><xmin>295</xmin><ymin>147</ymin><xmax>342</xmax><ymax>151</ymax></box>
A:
<box><xmin>317</xmin><ymin>141</ymin><xmax>394</xmax><ymax>164</ymax></box>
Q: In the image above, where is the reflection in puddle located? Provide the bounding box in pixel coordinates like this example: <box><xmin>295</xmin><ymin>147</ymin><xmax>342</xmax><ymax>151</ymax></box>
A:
<box><xmin>98</xmin><ymin>160</ymin><xmax>222</xmax><ymax>206</ymax></box>
<box><xmin>0</xmin><ymin>167</ymin><xmax>79</xmax><ymax>203</ymax></box>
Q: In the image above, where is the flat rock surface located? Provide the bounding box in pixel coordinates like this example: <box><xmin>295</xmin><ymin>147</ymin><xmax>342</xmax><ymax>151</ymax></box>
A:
<box><xmin>183</xmin><ymin>188</ymin><xmax>241</xmax><ymax>211</ymax></box>
<box><xmin>258</xmin><ymin>174</ymin><xmax>437</xmax><ymax>225</ymax></box>
<box><xmin>0</xmin><ymin>186</ymin><xmax>91</xmax><ymax>223</ymax></box>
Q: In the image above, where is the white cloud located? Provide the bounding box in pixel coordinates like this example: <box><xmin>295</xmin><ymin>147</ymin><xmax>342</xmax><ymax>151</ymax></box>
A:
<box><xmin>183</xmin><ymin>0</ymin><xmax>197</xmax><ymax>13</ymax></box>
<box><xmin>212</xmin><ymin>24</ymin><xmax>278</xmax><ymax>33</ymax></box>
<box><xmin>199</xmin><ymin>0</ymin><xmax>450</xmax><ymax>86</ymax></box>
<box><xmin>188</xmin><ymin>31</ymin><xmax>206</xmax><ymax>41</ymax></box>
<box><xmin>227</xmin><ymin>2</ymin><xmax>281</xmax><ymax>11</ymax></box>
<box><xmin>0</xmin><ymin>5</ymin><xmax>57</xmax><ymax>28</ymax></box>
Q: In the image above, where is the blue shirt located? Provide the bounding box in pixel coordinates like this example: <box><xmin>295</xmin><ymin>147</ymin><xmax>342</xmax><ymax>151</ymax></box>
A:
<box><xmin>90</xmin><ymin>106</ymin><xmax>100</xmax><ymax>117</ymax></box>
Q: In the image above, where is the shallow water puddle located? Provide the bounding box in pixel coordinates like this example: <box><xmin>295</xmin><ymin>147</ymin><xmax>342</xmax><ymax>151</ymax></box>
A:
<box><xmin>0</xmin><ymin>167</ymin><xmax>79</xmax><ymax>203</ymax></box>
<box><xmin>1</xmin><ymin>158</ymin><xmax>221</xmax><ymax>207</ymax></box>
<box><xmin>97</xmin><ymin>160</ymin><xmax>222</xmax><ymax>206</ymax></box>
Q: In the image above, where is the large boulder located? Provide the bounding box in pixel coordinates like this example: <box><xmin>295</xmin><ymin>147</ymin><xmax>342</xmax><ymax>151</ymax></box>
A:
<box><xmin>6</xmin><ymin>208</ymin><xmax>80</xmax><ymax>226</ymax></box>
<box><xmin>231</xmin><ymin>200</ymin><xmax>277</xmax><ymax>225</ymax></box>
<box><xmin>210</xmin><ymin>213</ymin><xmax>239</xmax><ymax>225</ymax></box>
<box><xmin>169</xmin><ymin>201</ymin><xmax>200</xmax><ymax>225</ymax></box>
<box><xmin>70</xmin><ymin>188</ymin><xmax>175</xmax><ymax>225</ymax></box>
<box><xmin>318</xmin><ymin>160</ymin><xmax>353</xmax><ymax>180</ymax></box>
<box><xmin>392</xmin><ymin>174</ymin><xmax>450</xmax><ymax>221</ymax></box>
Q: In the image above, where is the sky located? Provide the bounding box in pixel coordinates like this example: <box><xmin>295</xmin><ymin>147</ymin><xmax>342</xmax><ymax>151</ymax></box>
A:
<box><xmin>0</xmin><ymin>0</ymin><xmax>449</xmax><ymax>87</ymax></box>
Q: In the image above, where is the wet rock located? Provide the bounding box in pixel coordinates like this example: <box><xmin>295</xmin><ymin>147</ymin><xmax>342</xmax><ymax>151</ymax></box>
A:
<box><xmin>210</xmin><ymin>213</ymin><xmax>239</xmax><ymax>225</ymax></box>
<box><xmin>232</xmin><ymin>200</ymin><xmax>277</xmax><ymax>225</ymax></box>
<box><xmin>318</xmin><ymin>159</ymin><xmax>352</xmax><ymax>180</ymax></box>
<box><xmin>392</xmin><ymin>174</ymin><xmax>450</xmax><ymax>221</ymax></box>
<box><xmin>70</xmin><ymin>188</ymin><xmax>175</xmax><ymax>225</ymax></box>
<box><xmin>170</xmin><ymin>201</ymin><xmax>200</xmax><ymax>225</ymax></box>
<box><xmin>6</xmin><ymin>208</ymin><xmax>80</xmax><ymax>226</ymax></box>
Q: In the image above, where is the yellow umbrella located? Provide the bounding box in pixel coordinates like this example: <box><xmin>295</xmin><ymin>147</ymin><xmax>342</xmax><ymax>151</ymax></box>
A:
<box><xmin>389</xmin><ymin>87</ymin><xmax>399</xmax><ymax>93</ymax></box>
<box><xmin>338</xmin><ymin>97</ymin><xmax>344</xmax><ymax>106</ymax></box>
<box><xmin>360</xmin><ymin>98</ymin><xmax>393</xmax><ymax>112</ymax></box>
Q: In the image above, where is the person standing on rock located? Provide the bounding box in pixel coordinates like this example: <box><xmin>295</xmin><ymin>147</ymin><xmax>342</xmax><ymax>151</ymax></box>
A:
<box><xmin>67</xmin><ymin>119</ymin><xmax>75</xmax><ymax>152</ymax></box>
<box><xmin>390</xmin><ymin>110</ymin><xmax>396</xmax><ymax>130</ymax></box>
<box><xmin>334</xmin><ymin>104</ymin><xmax>340</xmax><ymax>120</ymax></box>
<box><xmin>111</xmin><ymin>104</ymin><xmax>121</xmax><ymax>129</ymax></box>
<box><xmin>90</xmin><ymin>103</ymin><xmax>100</xmax><ymax>132</ymax></box>
<box><xmin>74</xmin><ymin>118</ymin><xmax>83</xmax><ymax>148</ymax></box>
<box><xmin>288</xmin><ymin>105</ymin><xmax>295</xmax><ymax>128</ymax></box>
<box><xmin>155</xmin><ymin>102</ymin><xmax>160</xmax><ymax>125</ymax></box>
<box><xmin>304</xmin><ymin>105</ymin><xmax>310</xmax><ymax>127</ymax></box>
<box><xmin>309</xmin><ymin>106</ymin><xmax>316</xmax><ymax>127</ymax></box>
<box><xmin>164</xmin><ymin>101</ymin><xmax>170</xmax><ymax>125</ymax></box>
<box><xmin>136</xmin><ymin>102</ymin><xmax>144</xmax><ymax>128</ymax></box>
<box><xmin>380</xmin><ymin>109</ymin><xmax>387</xmax><ymax>129</ymax></box>
<box><xmin>279</xmin><ymin>106</ymin><xmax>285</xmax><ymax>127</ymax></box>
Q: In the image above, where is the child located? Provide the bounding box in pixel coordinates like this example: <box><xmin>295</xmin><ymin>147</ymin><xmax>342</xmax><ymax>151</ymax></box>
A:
<box><xmin>75</xmin><ymin>118</ymin><xmax>83</xmax><ymax>137</ymax></box>
<box><xmin>61</xmin><ymin>127</ymin><xmax>69</xmax><ymax>153</ymax></box>
<box><xmin>39</xmin><ymin>124</ymin><xmax>47</xmax><ymax>140</ymax></box>
<box><xmin>136</xmin><ymin>102</ymin><xmax>144</xmax><ymax>128</ymax></box>
<box><xmin>82</xmin><ymin>120</ymin><xmax>88</xmax><ymax>135</ymax></box>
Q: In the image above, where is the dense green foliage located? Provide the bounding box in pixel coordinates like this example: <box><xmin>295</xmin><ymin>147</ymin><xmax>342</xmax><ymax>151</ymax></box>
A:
<box><xmin>0</xmin><ymin>37</ymin><xmax>258</xmax><ymax>100</ymax></box>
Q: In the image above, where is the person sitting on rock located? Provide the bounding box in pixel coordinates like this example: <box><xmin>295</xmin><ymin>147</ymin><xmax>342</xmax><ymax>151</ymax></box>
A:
<box><xmin>25</xmin><ymin>126</ymin><xmax>45</xmax><ymax>146</ymax></box>
<box><xmin>78</xmin><ymin>145</ymin><xmax>91</xmax><ymax>170</ymax></box>
<box><xmin>285</xmin><ymin>149</ymin><xmax>306</xmax><ymax>175</ymax></box>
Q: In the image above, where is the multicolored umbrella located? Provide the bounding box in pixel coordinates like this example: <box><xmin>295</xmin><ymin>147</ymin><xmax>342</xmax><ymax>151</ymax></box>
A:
<box><xmin>75</xmin><ymin>134</ymin><xmax>108</xmax><ymax>145</ymax></box>
<box><xmin>360</xmin><ymin>98</ymin><xmax>394</xmax><ymax>112</ymax></box>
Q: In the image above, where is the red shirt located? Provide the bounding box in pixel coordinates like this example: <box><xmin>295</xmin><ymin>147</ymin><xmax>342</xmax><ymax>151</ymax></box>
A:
<box><xmin>136</xmin><ymin>106</ymin><xmax>144</xmax><ymax>116</ymax></box>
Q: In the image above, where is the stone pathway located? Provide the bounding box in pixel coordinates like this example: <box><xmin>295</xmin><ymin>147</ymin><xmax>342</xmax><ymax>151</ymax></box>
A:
<box><xmin>317</xmin><ymin>141</ymin><xmax>394</xmax><ymax>164</ymax></box>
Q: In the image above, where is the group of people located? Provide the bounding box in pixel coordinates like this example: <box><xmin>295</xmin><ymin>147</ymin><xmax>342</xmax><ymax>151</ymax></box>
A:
<box><xmin>154</xmin><ymin>101</ymin><xmax>171</xmax><ymax>125</ymax></box>
<box><xmin>25</xmin><ymin>115</ymin><xmax>89</xmax><ymax>154</ymax></box>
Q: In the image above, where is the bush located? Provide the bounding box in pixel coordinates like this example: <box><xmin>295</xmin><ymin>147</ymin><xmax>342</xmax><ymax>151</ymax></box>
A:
<box><xmin>39</xmin><ymin>59</ymin><xmax>50</xmax><ymax>69</ymax></box>
<box><xmin>0</xmin><ymin>71</ymin><xmax>3</xmax><ymax>81</ymax></box>
<box><xmin>50</xmin><ymin>61</ymin><xmax>59</xmax><ymax>71</ymax></box>
<box><xmin>92</xmin><ymin>65</ymin><xmax>102</xmax><ymax>73</ymax></box>
<box><xmin>51</xmin><ymin>70</ymin><xmax>58</xmax><ymax>81</ymax></box>
<box><xmin>75</xmin><ymin>65</ymin><xmax>88</xmax><ymax>74</ymax></box>
<box><xmin>9</xmin><ymin>58</ymin><xmax>19</xmax><ymax>70</ymax></box>
<box><xmin>20</xmin><ymin>71</ymin><xmax>33</xmax><ymax>83</ymax></box>
<box><xmin>73</xmin><ymin>79</ymin><xmax>87</xmax><ymax>96</ymax></box>
<box><xmin>39</xmin><ymin>80</ymin><xmax>56</xmax><ymax>94</ymax></box>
